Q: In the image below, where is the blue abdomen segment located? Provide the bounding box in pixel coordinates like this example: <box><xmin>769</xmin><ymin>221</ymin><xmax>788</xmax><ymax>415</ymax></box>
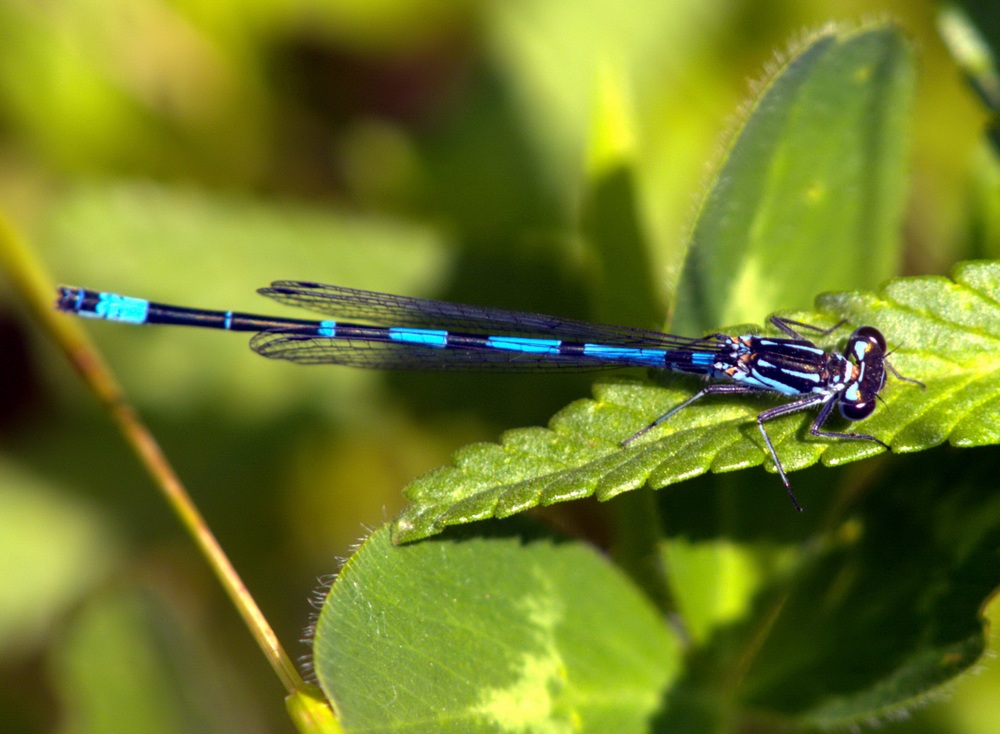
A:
<box><xmin>63</xmin><ymin>290</ymin><xmax>151</xmax><ymax>324</ymax></box>
<box><xmin>56</xmin><ymin>287</ymin><xmax>326</xmax><ymax>333</ymax></box>
<box><xmin>486</xmin><ymin>336</ymin><xmax>562</xmax><ymax>354</ymax></box>
<box><xmin>689</xmin><ymin>351</ymin><xmax>716</xmax><ymax>368</ymax></box>
<box><xmin>390</xmin><ymin>327</ymin><xmax>448</xmax><ymax>347</ymax></box>
<box><xmin>96</xmin><ymin>293</ymin><xmax>149</xmax><ymax>324</ymax></box>
<box><xmin>582</xmin><ymin>343</ymin><xmax>667</xmax><ymax>367</ymax></box>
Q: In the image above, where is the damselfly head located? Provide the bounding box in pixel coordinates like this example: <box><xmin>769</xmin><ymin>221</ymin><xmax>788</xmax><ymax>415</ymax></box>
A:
<box><xmin>838</xmin><ymin>326</ymin><xmax>888</xmax><ymax>421</ymax></box>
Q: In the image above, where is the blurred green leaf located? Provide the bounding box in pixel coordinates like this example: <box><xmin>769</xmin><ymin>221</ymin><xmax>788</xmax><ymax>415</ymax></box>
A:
<box><xmin>0</xmin><ymin>0</ymin><xmax>269</xmax><ymax>179</ymax></box>
<box><xmin>313</xmin><ymin>522</ymin><xmax>680</xmax><ymax>733</ymax></box>
<box><xmin>484</xmin><ymin>0</ymin><xmax>734</xmax><ymax>218</ymax></box>
<box><xmin>50</xmin><ymin>589</ymin><xmax>263</xmax><ymax>734</ymax></box>
<box><xmin>0</xmin><ymin>463</ymin><xmax>116</xmax><ymax>661</ymax></box>
<box><xmin>661</xmin><ymin>535</ymin><xmax>795</xmax><ymax>646</ymax></box>
<box><xmin>673</xmin><ymin>22</ymin><xmax>915</xmax><ymax>333</ymax></box>
<box><xmin>580</xmin><ymin>62</ymin><xmax>661</xmax><ymax>328</ymax></box>
<box><xmin>937</xmin><ymin>3</ymin><xmax>1000</xmax><ymax>117</ymax></box>
<box><xmin>655</xmin><ymin>449</ymin><xmax>1000</xmax><ymax>731</ymax></box>
<box><xmin>45</xmin><ymin>182</ymin><xmax>451</xmax><ymax>419</ymax></box>
<box><xmin>394</xmin><ymin>260</ymin><xmax>1000</xmax><ymax>543</ymax></box>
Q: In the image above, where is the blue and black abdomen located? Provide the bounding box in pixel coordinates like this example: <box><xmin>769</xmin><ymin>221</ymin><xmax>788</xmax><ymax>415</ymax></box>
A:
<box><xmin>57</xmin><ymin>286</ymin><xmax>731</xmax><ymax>372</ymax></box>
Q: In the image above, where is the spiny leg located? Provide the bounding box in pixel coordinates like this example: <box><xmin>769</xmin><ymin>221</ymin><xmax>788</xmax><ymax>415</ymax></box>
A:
<box><xmin>769</xmin><ymin>316</ymin><xmax>845</xmax><ymax>339</ymax></box>
<box><xmin>621</xmin><ymin>383</ymin><xmax>774</xmax><ymax>446</ymax></box>
<box><xmin>752</xmin><ymin>393</ymin><xmax>836</xmax><ymax>511</ymax></box>
<box><xmin>625</xmin><ymin>383</ymin><xmax>823</xmax><ymax>510</ymax></box>
<box><xmin>808</xmin><ymin>398</ymin><xmax>890</xmax><ymax>450</ymax></box>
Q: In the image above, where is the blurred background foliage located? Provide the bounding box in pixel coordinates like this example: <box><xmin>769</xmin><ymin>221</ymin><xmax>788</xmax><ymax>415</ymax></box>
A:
<box><xmin>0</xmin><ymin>0</ymin><xmax>996</xmax><ymax>731</ymax></box>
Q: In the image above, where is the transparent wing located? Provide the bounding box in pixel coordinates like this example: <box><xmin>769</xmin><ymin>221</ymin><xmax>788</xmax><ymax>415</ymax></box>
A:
<box><xmin>258</xmin><ymin>281</ymin><xmax>716</xmax><ymax>349</ymax></box>
<box><xmin>249</xmin><ymin>329</ymin><xmax>692</xmax><ymax>371</ymax></box>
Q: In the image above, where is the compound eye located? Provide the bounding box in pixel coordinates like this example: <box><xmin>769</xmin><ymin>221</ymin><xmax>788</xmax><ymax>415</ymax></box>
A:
<box><xmin>840</xmin><ymin>399</ymin><xmax>876</xmax><ymax>421</ymax></box>
<box><xmin>850</xmin><ymin>326</ymin><xmax>886</xmax><ymax>352</ymax></box>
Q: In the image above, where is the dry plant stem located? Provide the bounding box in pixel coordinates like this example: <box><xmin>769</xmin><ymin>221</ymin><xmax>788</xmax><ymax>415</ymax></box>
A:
<box><xmin>73</xmin><ymin>354</ymin><xmax>304</xmax><ymax>694</ymax></box>
<box><xmin>0</xmin><ymin>213</ymin><xmax>303</xmax><ymax>695</ymax></box>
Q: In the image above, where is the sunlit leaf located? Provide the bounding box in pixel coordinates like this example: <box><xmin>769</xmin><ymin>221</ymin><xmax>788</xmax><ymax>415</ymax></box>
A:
<box><xmin>314</xmin><ymin>522</ymin><xmax>681</xmax><ymax>733</ymax></box>
<box><xmin>673</xmin><ymin>23</ymin><xmax>914</xmax><ymax>332</ymax></box>
<box><xmin>655</xmin><ymin>450</ymin><xmax>1000</xmax><ymax>730</ymax></box>
<box><xmin>395</xmin><ymin>261</ymin><xmax>1000</xmax><ymax>543</ymax></box>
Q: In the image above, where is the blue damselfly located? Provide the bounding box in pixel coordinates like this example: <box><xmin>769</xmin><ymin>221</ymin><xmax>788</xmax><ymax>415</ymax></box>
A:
<box><xmin>57</xmin><ymin>282</ymin><xmax>922</xmax><ymax>507</ymax></box>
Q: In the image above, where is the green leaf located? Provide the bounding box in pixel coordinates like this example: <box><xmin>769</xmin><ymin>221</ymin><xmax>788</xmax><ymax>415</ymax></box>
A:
<box><xmin>672</xmin><ymin>22</ymin><xmax>915</xmax><ymax>333</ymax></box>
<box><xmin>318</xmin><ymin>453</ymin><xmax>1000</xmax><ymax>731</ymax></box>
<box><xmin>579</xmin><ymin>61</ymin><xmax>661</xmax><ymax>329</ymax></box>
<box><xmin>394</xmin><ymin>260</ymin><xmax>1000</xmax><ymax>543</ymax></box>
<box><xmin>51</xmin><ymin>589</ymin><xmax>262</xmax><ymax>734</ymax></box>
<box><xmin>656</xmin><ymin>449</ymin><xmax>1000</xmax><ymax>730</ymax></box>
<box><xmin>937</xmin><ymin>2</ymin><xmax>1000</xmax><ymax>120</ymax></box>
<box><xmin>313</xmin><ymin>522</ymin><xmax>681</xmax><ymax>733</ymax></box>
<box><xmin>0</xmin><ymin>462</ymin><xmax>117</xmax><ymax>661</ymax></box>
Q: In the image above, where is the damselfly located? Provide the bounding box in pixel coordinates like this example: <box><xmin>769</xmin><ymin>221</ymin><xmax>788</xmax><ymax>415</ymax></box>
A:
<box><xmin>56</xmin><ymin>282</ymin><xmax>921</xmax><ymax>508</ymax></box>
